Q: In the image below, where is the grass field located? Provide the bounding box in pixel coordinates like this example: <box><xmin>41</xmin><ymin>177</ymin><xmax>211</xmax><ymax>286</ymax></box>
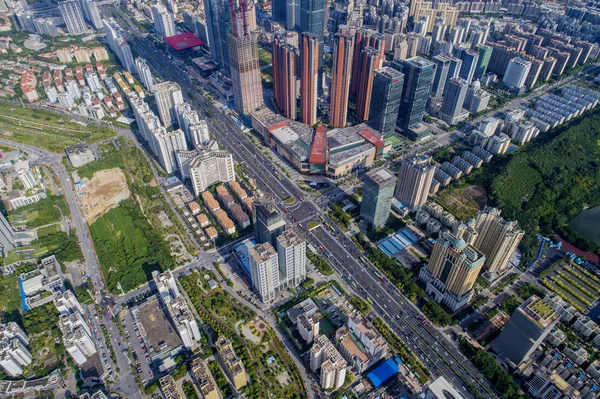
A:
<box><xmin>258</xmin><ymin>48</ymin><xmax>272</xmax><ymax>66</ymax></box>
<box><xmin>8</xmin><ymin>195</ymin><xmax>69</xmax><ymax>228</ymax></box>
<box><xmin>0</xmin><ymin>102</ymin><xmax>115</xmax><ymax>152</ymax></box>
<box><xmin>0</xmin><ymin>272</ymin><xmax>20</xmax><ymax>315</ymax></box>
<box><xmin>385</xmin><ymin>134</ymin><xmax>404</xmax><ymax>147</ymax></box>
<box><xmin>435</xmin><ymin>185</ymin><xmax>487</xmax><ymax>220</ymax></box>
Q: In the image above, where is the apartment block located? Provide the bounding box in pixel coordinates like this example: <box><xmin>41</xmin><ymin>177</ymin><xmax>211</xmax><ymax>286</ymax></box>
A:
<box><xmin>215</xmin><ymin>336</ymin><xmax>248</xmax><ymax>390</ymax></box>
<box><xmin>310</xmin><ymin>334</ymin><xmax>347</xmax><ymax>390</ymax></box>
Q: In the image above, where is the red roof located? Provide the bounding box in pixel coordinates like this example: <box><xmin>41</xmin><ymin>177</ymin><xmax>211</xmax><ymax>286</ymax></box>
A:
<box><xmin>165</xmin><ymin>33</ymin><xmax>205</xmax><ymax>51</ymax></box>
<box><xmin>267</xmin><ymin>120</ymin><xmax>290</xmax><ymax>132</ymax></box>
<box><xmin>359</xmin><ymin>128</ymin><xmax>385</xmax><ymax>150</ymax></box>
<box><xmin>309</xmin><ymin>126</ymin><xmax>327</xmax><ymax>164</ymax></box>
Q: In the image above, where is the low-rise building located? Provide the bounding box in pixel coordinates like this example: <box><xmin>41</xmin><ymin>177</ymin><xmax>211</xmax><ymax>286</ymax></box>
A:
<box><xmin>65</xmin><ymin>143</ymin><xmax>95</xmax><ymax>168</ymax></box>
<box><xmin>159</xmin><ymin>375</ymin><xmax>181</xmax><ymax>399</ymax></box>
<box><xmin>215</xmin><ymin>336</ymin><xmax>248</xmax><ymax>390</ymax></box>
<box><xmin>215</xmin><ymin>209</ymin><xmax>235</xmax><ymax>235</ymax></box>
<box><xmin>574</xmin><ymin>316</ymin><xmax>597</xmax><ymax>338</ymax></box>
<box><xmin>191</xmin><ymin>358</ymin><xmax>219</xmax><ymax>399</ymax></box>
<box><xmin>20</xmin><ymin>255</ymin><xmax>64</xmax><ymax>310</ymax></box>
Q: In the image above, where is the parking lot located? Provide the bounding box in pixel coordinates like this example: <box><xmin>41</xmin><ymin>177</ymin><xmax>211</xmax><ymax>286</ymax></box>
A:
<box><xmin>120</xmin><ymin>308</ymin><xmax>156</xmax><ymax>385</ymax></box>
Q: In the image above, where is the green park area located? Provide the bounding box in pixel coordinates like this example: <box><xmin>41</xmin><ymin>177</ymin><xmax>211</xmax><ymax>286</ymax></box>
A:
<box><xmin>180</xmin><ymin>271</ymin><xmax>307</xmax><ymax>399</ymax></box>
<box><xmin>8</xmin><ymin>195</ymin><xmax>69</xmax><ymax>228</ymax></box>
<box><xmin>435</xmin><ymin>185</ymin><xmax>488</xmax><ymax>221</ymax></box>
<box><xmin>542</xmin><ymin>261</ymin><xmax>600</xmax><ymax>312</ymax></box>
<box><xmin>0</xmin><ymin>102</ymin><xmax>115</xmax><ymax>153</ymax></box>
<box><xmin>257</xmin><ymin>48</ymin><xmax>272</xmax><ymax>66</ymax></box>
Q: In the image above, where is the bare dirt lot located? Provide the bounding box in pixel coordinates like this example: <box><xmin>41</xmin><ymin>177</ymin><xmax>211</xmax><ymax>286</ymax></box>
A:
<box><xmin>81</xmin><ymin>168</ymin><xmax>130</xmax><ymax>224</ymax></box>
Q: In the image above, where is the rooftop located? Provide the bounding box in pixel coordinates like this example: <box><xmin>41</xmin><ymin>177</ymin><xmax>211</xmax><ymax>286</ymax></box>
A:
<box><xmin>523</xmin><ymin>295</ymin><xmax>559</xmax><ymax>327</ymax></box>
<box><xmin>164</xmin><ymin>33</ymin><xmax>205</xmax><ymax>51</ymax></box>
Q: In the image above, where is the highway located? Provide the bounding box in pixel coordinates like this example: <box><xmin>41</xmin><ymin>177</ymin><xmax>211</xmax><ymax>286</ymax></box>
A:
<box><xmin>95</xmin><ymin>9</ymin><xmax>503</xmax><ymax>398</ymax></box>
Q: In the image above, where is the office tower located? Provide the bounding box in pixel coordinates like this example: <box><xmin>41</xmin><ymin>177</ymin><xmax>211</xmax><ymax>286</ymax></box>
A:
<box><xmin>135</xmin><ymin>58</ymin><xmax>154</xmax><ymax>93</ymax></box>
<box><xmin>392</xmin><ymin>57</ymin><xmax>435</xmax><ymax>131</ymax></box>
<box><xmin>228</xmin><ymin>0</ymin><xmax>262</xmax><ymax>115</ymax></box>
<box><xmin>254</xmin><ymin>201</ymin><xmax>287</xmax><ymax>248</ymax></box>
<box><xmin>472</xmin><ymin>207</ymin><xmax>523</xmax><ymax>277</ymax></box>
<box><xmin>474</xmin><ymin>44</ymin><xmax>492</xmax><ymax>79</ymax></box>
<box><xmin>178</xmin><ymin>147</ymin><xmax>235</xmax><ymax>195</ymax></box>
<box><xmin>204</xmin><ymin>0</ymin><xmax>224</xmax><ymax>66</ymax></box>
<box><xmin>272</xmin><ymin>0</ymin><xmax>286</xmax><ymax>25</ymax></box>
<box><xmin>155</xmin><ymin>129</ymin><xmax>187</xmax><ymax>173</ymax></box>
<box><xmin>300</xmin><ymin>32</ymin><xmax>319</xmax><ymax>126</ymax></box>
<box><xmin>503</xmin><ymin>57</ymin><xmax>531</xmax><ymax>90</ymax></box>
<box><xmin>300</xmin><ymin>0</ymin><xmax>324</xmax><ymax>91</ymax></box>
<box><xmin>395</xmin><ymin>155</ymin><xmax>434</xmax><ymax>209</ymax></box>
<box><xmin>310</xmin><ymin>335</ymin><xmax>347</xmax><ymax>390</ymax></box>
<box><xmin>355</xmin><ymin>47</ymin><xmax>384</xmax><ymax>122</ymax></box>
<box><xmin>249</xmin><ymin>243</ymin><xmax>279</xmax><ymax>303</ymax></box>
<box><xmin>368</xmin><ymin>67</ymin><xmax>404</xmax><ymax>136</ymax></box>
<box><xmin>350</xmin><ymin>29</ymin><xmax>384</xmax><ymax>98</ymax></box>
<box><xmin>152</xmin><ymin>4</ymin><xmax>176</xmax><ymax>39</ymax></box>
<box><xmin>154</xmin><ymin>81</ymin><xmax>183</xmax><ymax>127</ymax></box>
<box><xmin>418</xmin><ymin>230</ymin><xmax>485</xmax><ymax>311</ymax></box>
<box><xmin>440</xmin><ymin>77</ymin><xmax>468</xmax><ymax>125</ymax></box>
<box><xmin>286</xmin><ymin>0</ymin><xmax>299</xmax><ymax>30</ymax></box>
<box><xmin>59</xmin><ymin>0</ymin><xmax>87</xmax><ymax>35</ymax></box>
<box><xmin>431</xmin><ymin>54</ymin><xmax>451</xmax><ymax>99</ymax></box>
<box><xmin>493</xmin><ymin>295</ymin><xmax>559</xmax><ymax>366</ymax></box>
<box><xmin>0</xmin><ymin>211</ymin><xmax>15</xmax><ymax>257</ymax></box>
<box><xmin>272</xmin><ymin>32</ymin><xmax>298</xmax><ymax>120</ymax></box>
<box><xmin>329</xmin><ymin>32</ymin><xmax>354</xmax><ymax>128</ymax></box>
<box><xmin>276</xmin><ymin>229</ymin><xmax>307</xmax><ymax>288</ymax></box>
<box><xmin>103</xmin><ymin>19</ymin><xmax>135</xmax><ymax>73</ymax></box>
<box><xmin>360</xmin><ymin>168</ymin><xmax>396</xmax><ymax>228</ymax></box>
<box><xmin>454</xmin><ymin>46</ymin><xmax>479</xmax><ymax>83</ymax></box>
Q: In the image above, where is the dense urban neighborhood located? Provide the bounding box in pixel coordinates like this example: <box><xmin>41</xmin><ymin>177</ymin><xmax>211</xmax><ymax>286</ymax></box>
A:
<box><xmin>0</xmin><ymin>0</ymin><xmax>599</xmax><ymax>398</ymax></box>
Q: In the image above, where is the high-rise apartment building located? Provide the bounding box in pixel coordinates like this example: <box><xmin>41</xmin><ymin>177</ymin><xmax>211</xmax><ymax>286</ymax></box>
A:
<box><xmin>0</xmin><ymin>322</ymin><xmax>31</xmax><ymax>377</ymax></box>
<box><xmin>300</xmin><ymin>32</ymin><xmax>319</xmax><ymax>126</ymax></box>
<box><xmin>178</xmin><ymin>147</ymin><xmax>235</xmax><ymax>195</ymax></box>
<box><xmin>152</xmin><ymin>4</ymin><xmax>176</xmax><ymax>39</ymax></box>
<box><xmin>249</xmin><ymin>243</ymin><xmax>279</xmax><ymax>303</ymax></box>
<box><xmin>310</xmin><ymin>335</ymin><xmax>347</xmax><ymax>390</ymax></box>
<box><xmin>453</xmin><ymin>46</ymin><xmax>479</xmax><ymax>83</ymax></box>
<box><xmin>135</xmin><ymin>57</ymin><xmax>155</xmax><ymax>93</ymax></box>
<box><xmin>350</xmin><ymin>29</ymin><xmax>385</xmax><ymax>98</ymax></box>
<box><xmin>300</xmin><ymin>0</ymin><xmax>325</xmax><ymax>90</ymax></box>
<box><xmin>0</xmin><ymin>212</ymin><xmax>15</xmax><ymax>257</ymax></box>
<box><xmin>228</xmin><ymin>0</ymin><xmax>262</xmax><ymax>115</ymax></box>
<box><xmin>154</xmin><ymin>129</ymin><xmax>187</xmax><ymax>173</ymax></box>
<box><xmin>103</xmin><ymin>19</ymin><xmax>135</xmax><ymax>73</ymax></box>
<box><xmin>440</xmin><ymin>77</ymin><xmax>468</xmax><ymax>125</ymax></box>
<box><xmin>80</xmin><ymin>0</ymin><xmax>102</xmax><ymax>30</ymax></box>
<box><xmin>395</xmin><ymin>155</ymin><xmax>435</xmax><ymax>209</ymax></box>
<box><xmin>471</xmin><ymin>207</ymin><xmax>524</xmax><ymax>277</ymax></box>
<box><xmin>154</xmin><ymin>81</ymin><xmax>184</xmax><ymax>127</ymax></box>
<box><xmin>360</xmin><ymin>168</ymin><xmax>396</xmax><ymax>228</ymax></box>
<box><xmin>392</xmin><ymin>57</ymin><xmax>435</xmax><ymax>130</ymax></box>
<box><xmin>254</xmin><ymin>201</ymin><xmax>287</xmax><ymax>248</ymax></box>
<box><xmin>368</xmin><ymin>67</ymin><xmax>404</xmax><ymax>136</ymax></box>
<box><xmin>276</xmin><ymin>229</ymin><xmax>307</xmax><ymax>288</ymax></box>
<box><xmin>272</xmin><ymin>32</ymin><xmax>298</xmax><ymax>120</ymax></box>
<box><xmin>493</xmin><ymin>295</ymin><xmax>559</xmax><ymax>366</ymax></box>
<box><xmin>418</xmin><ymin>231</ymin><xmax>485</xmax><ymax>311</ymax></box>
<box><xmin>355</xmin><ymin>47</ymin><xmax>384</xmax><ymax>122</ymax></box>
<box><xmin>503</xmin><ymin>57</ymin><xmax>531</xmax><ymax>90</ymax></box>
<box><xmin>59</xmin><ymin>0</ymin><xmax>87</xmax><ymax>35</ymax></box>
<box><xmin>329</xmin><ymin>32</ymin><xmax>354</xmax><ymax>128</ymax></box>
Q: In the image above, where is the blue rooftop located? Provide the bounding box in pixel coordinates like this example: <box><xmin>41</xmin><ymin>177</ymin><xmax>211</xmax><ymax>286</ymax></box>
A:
<box><xmin>367</xmin><ymin>358</ymin><xmax>400</xmax><ymax>388</ymax></box>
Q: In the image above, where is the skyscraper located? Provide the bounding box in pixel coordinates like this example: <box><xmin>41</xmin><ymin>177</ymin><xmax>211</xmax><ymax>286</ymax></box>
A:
<box><xmin>80</xmin><ymin>0</ymin><xmax>102</xmax><ymax>30</ymax></box>
<box><xmin>395</xmin><ymin>154</ymin><xmax>435</xmax><ymax>209</ymax></box>
<box><xmin>355</xmin><ymin>46</ymin><xmax>384</xmax><ymax>122</ymax></box>
<box><xmin>493</xmin><ymin>295</ymin><xmax>559</xmax><ymax>366</ymax></box>
<box><xmin>203</xmin><ymin>0</ymin><xmax>224</xmax><ymax>67</ymax></box>
<box><xmin>135</xmin><ymin>58</ymin><xmax>155</xmax><ymax>93</ymax></box>
<box><xmin>453</xmin><ymin>46</ymin><xmax>479</xmax><ymax>83</ymax></box>
<box><xmin>503</xmin><ymin>57</ymin><xmax>531</xmax><ymax>90</ymax></box>
<box><xmin>286</xmin><ymin>0</ymin><xmax>299</xmax><ymax>30</ymax></box>
<box><xmin>360</xmin><ymin>168</ymin><xmax>396</xmax><ymax>228</ymax></box>
<box><xmin>439</xmin><ymin>77</ymin><xmax>468</xmax><ymax>125</ymax></box>
<box><xmin>300</xmin><ymin>0</ymin><xmax>325</xmax><ymax>90</ymax></box>
<box><xmin>431</xmin><ymin>54</ymin><xmax>451</xmax><ymax>99</ymax></box>
<box><xmin>154</xmin><ymin>129</ymin><xmax>187</xmax><ymax>173</ymax></box>
<box><xmin>367</xmin><ymin>67</ymin><xmax>404</xmax><ymax>137</ymax></box>
<box><xmin>249</xmin><ymin>243</ymin><xmax>279</xmax><ymax>303</ymax></box>
<box><xmin>350</xmin><ymin>29</ymin><xmax>384</xmax><ymax>98</ymax></box>
<box><xmin>392</xmin><ymin>57</ymin><xmax>435</xmax><ymax>131</ymax></box>
<box><xmin>418</xmin><ymin>230</ymin><xmax>485</xmax><ymax>311</ymax></box>
<box><xmin>276</xmin><ymin>229</ymin><xmax>307</xmax><ymax>288</ymax></box>
<box><xmin>329</xmin><ymin>32</ymin><xmax>353</xmax><ymax>128</ymax></box>
<box><xmin>472</xmin><ymin>207</ymin><xmax>524</xmax><ymax>277</ymax></box>
<box><xmin>300</xmin><ymin>32</ymin><xmax>319</xmax><ymax>126</ymax></box>
<box><xmin>154</xmin><ymin>81</ymin><xmax>183</xmax><ymax>127</ymax></box>
<box><xmin>152</xmin><ymin>4</ymin><xmax>176</xmax><ymax>39</ymax></box>
<box><xmin>254</xmin><ymin>201</ymin><xmax>287</xmax><ymax>248</ymax></box>
<box><xmin>0</xmin><ymin>212</ymin><xmax>15</xmax><ymax>257</ymax></box>
<box><xmin>474</xmin><ymin>44</ymin><xmax>492</xmax><ymax>78</ymax></box>
<box><xmin>272</xmin><ymin>31</ymin><xmax>298</xmax><ymax>120</ymax></box>
<box><xmin>218</xmin><ymin>1</ymin><xmax>232</xmax><ymax>73</ymax></box>
<box><xmin>271</xmin><ymin>0</ymin><xmax>286</xmax><ymax>26</ymax></box>
<box><xmin>103</xmin><ymin>19</ymin><xmax>135</xmax><ymax>73</ymax></box>
<box><xmin>59</xmin><ymin>0</ymin><xmax>87</xmax><ymax>35</ymax></box>
<box><xmin>228</xmin><ymin>0</ymin><xmax>263</xmax><ymax>115</ymax></box>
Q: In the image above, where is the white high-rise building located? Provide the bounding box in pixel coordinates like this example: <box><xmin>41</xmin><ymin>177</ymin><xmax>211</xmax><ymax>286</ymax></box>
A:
<box><xmin>0</xmin><ymin>322</ymin><xmax>32</xmax><ymax>377</ymax></box>
<box><xmin>135</xmin><ymin>57</ymin><xmax>155</xmax><ymax>93</ymax></box>
<box><xmin>178</xmin><ymin>146</ymin><xmax>235</xmax><ymax>195</ymax></box>
<box><xmin>54</xmin><ymin>290</ymin><xmax>85</xmax><ymax>316</ymax></box>
<box><xmin>153</xmin><ymin>128</ymin><xmax>187</xmax><ymax>173</ymax></box>
<box><xmin>154</xmin><ymin>81</ymin><xmax>184</xmax><ymax>127</ymax></box>
<box><xmin>189</xmin><ymin>119</ymin><xmax>210</xmax><ymax>147</ymax></box>
<box><xmin>14</xmin><ymin>160</ymin><xmax>38</xmax><ymax>190</ymax></box>
<box><xmin>395</xmin><ymin>155</ymin><xmax>435</xmax><ymax>209</ymax></box>
<box><xmin>153</xmin><ymin>270</ymin><xmax>180</xmax><ymax>301</ymax></box>
<box><xmin>276</xmin><ymin>229</ymin><xmax>306</xmax><ymax>288</ymax></box>
<box><xmin>249</xmin><ymin>243</ymin><xmax>279</xmax><ymax>303</ymax></box>
<box><xmin>152</xmin><ymin>3</ymin><xmax>176</xmax><ymax>39</ymax></box>
<box><xmin>503</xmin><ymin>57</ymin><xmax>531</xmax><ymax>90</ymax></box>
<box><xmin>310</xmin><ymin>334</ymin><xmax>347</xmax><ymax>390</ymax></box>
<box><xmin>103</xmin><ymin>19</ymin><xmax>135</xmax><ymax>73</ymax></box>
<box><xmin>59</xmin><ymin>311</ymin><xmax>97</xmax><ymax>365</ymax></box>
<box><xmin>80</xmin><ymin>0</ymin><xmax>102</xmax><ymax>29</ymax></box>
<box><xmin>59</xmin><ymin>0</ymin><xmax>87</xmax><ymax>35</ymax></box>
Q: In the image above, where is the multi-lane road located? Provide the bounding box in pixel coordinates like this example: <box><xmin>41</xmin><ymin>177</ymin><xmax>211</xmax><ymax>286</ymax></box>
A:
<box><xmin>95</xmin><ymin>10</ymin><xmax>503</xmax><ymax>398</ymax></box>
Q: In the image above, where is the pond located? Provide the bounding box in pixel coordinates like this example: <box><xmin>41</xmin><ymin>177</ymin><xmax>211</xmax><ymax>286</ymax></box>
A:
<box><xmin>569</xmin><ymin>206</ymin><xmax>600</xmax><ymax>246</ymax></box>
